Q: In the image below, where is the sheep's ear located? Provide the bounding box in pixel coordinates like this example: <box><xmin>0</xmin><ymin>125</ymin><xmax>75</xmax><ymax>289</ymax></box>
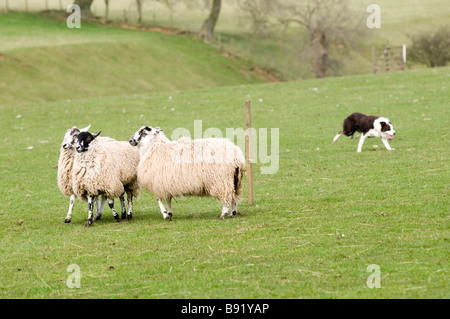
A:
<box><xmin>80</xmin><ymin>124</ymin><xmax>91</xmax><ymax>132</ymax></box>
<box><xmin>144</xmin><ymin>126</ymin><xmax>152</xmax><ymax>131</ymax></box>
<box><xmin>92</xmin><ymin>131</ymin><xmax>101</xmax><ymax>139</ymax></box>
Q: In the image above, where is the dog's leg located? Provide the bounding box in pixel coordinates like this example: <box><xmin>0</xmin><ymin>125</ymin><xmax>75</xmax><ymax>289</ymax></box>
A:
<box><xmin>357</xmin><ymin>134</ymin><xmax>367</xmax><ymax>153</ymax></box>
<box><xmin>333</xmin><ymin>131</ymin><xmax>343</xmax><ymax>143</ymax></box>
<box><xmin>381</xmin><ymin>137</ymin><xmax>395</xmax><ymax>151</ymax></box>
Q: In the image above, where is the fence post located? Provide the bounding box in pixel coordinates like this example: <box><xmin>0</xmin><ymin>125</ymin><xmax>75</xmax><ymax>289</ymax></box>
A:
<box><xmin>402</xmin><ymin>44</ymin><xmax>406</xmax><ymax>70</ymax></box>
<box><xmin>385</xmin><ymin>45</ymin><xmax>390</xmax><ymax>72</ymax></box>
<box><xmin>245</xmin><ymin>100</ymin><xmax>254</xmax><ymax>206</ymax></box>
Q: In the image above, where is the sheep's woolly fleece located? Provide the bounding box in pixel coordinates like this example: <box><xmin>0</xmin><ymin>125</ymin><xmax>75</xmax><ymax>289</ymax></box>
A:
<box><xmin>72</xmin><ymin>139</ymin><xmax>140</xmax><ymax>202</ymax></box>
<box><xmin>138</xmin><ymin>136</ymin><xmax>245</xmax><ymax>204</ymax></box>
<box><xmin>57</xmin><ymin>136</ymin><xmax>115</xmax><ymax>197</ymax></box>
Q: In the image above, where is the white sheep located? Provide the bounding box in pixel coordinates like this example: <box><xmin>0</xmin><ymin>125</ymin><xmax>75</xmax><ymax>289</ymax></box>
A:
<box><xmin>72</xmin><ymin>130</ymin><xmax>140</xmax><ymax>227</ymax></box>
<box><xmin>129</xmin><ymin>126</ymin><xmax>245</xmax><ymax>220</ymax></box>
<box><xmin>58</xmin><ymin>125</ymin><xmax>114</xmax><ymax>223</ymax></box>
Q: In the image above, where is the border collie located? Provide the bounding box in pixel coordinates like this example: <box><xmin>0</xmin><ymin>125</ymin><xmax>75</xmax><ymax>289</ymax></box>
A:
<box><xmin>333</xmin><ymin>112</ymin><xmax>396</xmax><ymax>152</ymax></box>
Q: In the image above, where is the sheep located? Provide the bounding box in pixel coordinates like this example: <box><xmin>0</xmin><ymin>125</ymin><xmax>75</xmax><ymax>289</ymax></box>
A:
<box><xmin>129</xmin><ymin>126</ymin><xmax>245</xmax><ymax>220</ymax></box>
<box><xmin>72</xmin><ymin>130</ymin><xmax>140</xmax><ymax>227</ymax></box>
<box><xmin>58</xmin><ymin>125</ymin><xmax>115</xmax><ymax>223</ymax></box>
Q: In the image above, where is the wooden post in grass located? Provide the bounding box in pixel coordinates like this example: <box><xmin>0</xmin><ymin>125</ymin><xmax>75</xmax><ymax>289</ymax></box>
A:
<box><xmin>245</xmin><ymin>100</ymin><xmax>254</xmax><ymax>205</ymax></box>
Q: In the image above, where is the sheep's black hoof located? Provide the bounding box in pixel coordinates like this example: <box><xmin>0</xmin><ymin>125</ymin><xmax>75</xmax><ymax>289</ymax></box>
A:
<box><xmin>164</xmin><ymin>212</ymin><xmax>172</xmax><ymax>221</ymax></box>
<box><xmin>114</xmin><ymin>216</ymin><xmax>122</xmax><ymax>223</ymax></box>
<box><xmin>95</xmin><ymin>215</ymin><xmax>102</xmax><ymax>221</ymax></box>
<box><xmin>85</xmin><ymin>219</ymin><xmax>93</xmax><ymax>227</ymax></box>
<box><xmin>127</xmin><ymin>214</ymin><xmax>132</xmax><ymax>221</ymax></box>
<box><xmin>121</xmin><ymin>213</ymin><xmax>126</xmax><ymax>220</ymax></box>
<box><xmin>64</xmin><ymin>218</ymin><xmax>71</xmax><ymax>223</ymax></box>
<box><xmin>230</xmin><ymin>211</ymin><xmax>237</xmax><ymax>218</ymax></box>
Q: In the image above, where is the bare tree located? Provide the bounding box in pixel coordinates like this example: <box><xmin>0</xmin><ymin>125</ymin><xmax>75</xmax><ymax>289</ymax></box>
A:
<box><xmin>75</xmin><ymin>0</ymin><xmax>94</xmax><ymax>17</ymax></box>
<box><xmin>277</xmin><ymin>0</ymin><xmax>365</xmax><ymax>78</ymax></box>
<box><xmin>237</xmin><ymin>0</ymin><xmax>279</xmax><ymax>37</ymax></box>
<box><xmin>199</xmin><ymin>0</ymin><xmax>222</xmax><ymax>41</ymax></box>
<box><xmin>136</xmin><ymin>0</ymin><xmax>143</xmax><ymax>24</ymax></box>
<box><xmin>104</xmin><ymin>0</ymin><xmax>110</xmax><ymax>21</ymax></box>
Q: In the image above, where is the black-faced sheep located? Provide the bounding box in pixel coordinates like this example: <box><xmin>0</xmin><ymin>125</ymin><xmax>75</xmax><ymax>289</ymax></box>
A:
<box><xmin>72</xmin><ymin>131</ymin><xmax>140</xmax><ymax>227</ymax></box>
<box><xmin>129</xmin><ymin>126</ymin><xmax>245</xmax><ymax>220</ymax></box>
<box><xmin>58</xmin><ymin>125</ymin><xmax>114</xmax><ymax>223</ymax></box>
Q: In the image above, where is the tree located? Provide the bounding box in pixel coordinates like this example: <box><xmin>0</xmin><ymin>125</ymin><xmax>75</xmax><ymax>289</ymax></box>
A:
<box><xmin>408</xmin><ymin>26</ymin><xmax>450</xmax><ymax>67</ymax></box>
<box><xmin>75</xmin><ymin>0</ymin><xmax>94</xmax><ymax>17</ymax></box>
<box><xmin>237</xmin><ymin>0</ymin><xmax>277</xmax><ymax>37</ymax></box>
<box><xmin>199</xmin><ymin>0</ymin><xmax>222</xmax><ymax>41</ymax></box>
<box><xmin>277</xmin><ymin>0</ymin><xmax>364</xmax><ymax>78</ymax></box>
<box><xmin>266</xmin><ymin>0</ymin><xmax>366</xmax><ymax>78</ymax></box>
<box><xmin>104</xmin><ymin>0</ymin><xmax>110</xmax><ymax>21</ymax></box>
<box><xmin>136</xmin><ymin>0</ymin><xmax>143</xmax><ymax>24</ymax></box>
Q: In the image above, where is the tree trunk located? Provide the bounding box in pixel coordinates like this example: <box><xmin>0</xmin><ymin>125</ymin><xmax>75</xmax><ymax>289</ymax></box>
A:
<box><xmin>75</xmin><ymin>0</ymin><xmax>93</xmax><ymax>17</ymax></box>
<box><xmin>136</xmin><ymin>0</ymin><xmax>142</xmax><ymax>24</ymax></box>
<box><xmin>199</xmin><ymin>0</ymin><xmax>221</xmax><ymax>41</ymax></box>
<box><xmin>310</xmin><ymin>21</ymin><xmax>329</xmax><ymax>78</ymax></box>
<box><xmin>104</xmin><ymin>0</ymin><xmax>110</xmax><ymax>21</ymax></box>
<box><xmin>315</xmin><ymin>33</ymin><xmax>329</xmax><ymax>78</ymax></box>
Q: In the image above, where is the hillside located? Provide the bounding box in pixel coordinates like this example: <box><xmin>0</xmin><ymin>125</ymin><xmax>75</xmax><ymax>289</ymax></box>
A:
<box><xmin>0</xmin><ymin>65</ymin><xmax>449</xmax><ymax>298</ymax></box>
<box><xmin>91</xmin><ymin>0</ymin><xmax>450</xmax><ymax>80</ymax></box>
<box><xmin>0</xmin><ymin>12</ymin><xmax>274</xmax><ymax>106</ymax></box>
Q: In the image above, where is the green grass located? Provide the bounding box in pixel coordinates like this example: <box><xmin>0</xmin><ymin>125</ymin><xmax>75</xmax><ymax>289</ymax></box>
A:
<box><xmin>0</xmin><ymin>65</ymin><xmax>449</xmax><ymax>298</ymax></box>
<box><xmin>0</xmin><ymin>12</ymin><xmax>271</xmax><ymax>106</ymax></box>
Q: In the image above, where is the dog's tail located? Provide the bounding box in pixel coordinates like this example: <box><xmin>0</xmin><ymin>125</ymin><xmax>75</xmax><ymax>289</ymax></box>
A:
<box><xmin>333</xmin><ymin>131</ymin><xmax>343</xmax><ymax>143</ymax></box>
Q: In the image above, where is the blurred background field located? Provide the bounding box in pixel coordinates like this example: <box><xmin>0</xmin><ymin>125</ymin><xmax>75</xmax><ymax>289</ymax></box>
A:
<box><xmin>1</xmin><ymin>0</ymin><xmax>449</xmax><ymax>86</ymax></box>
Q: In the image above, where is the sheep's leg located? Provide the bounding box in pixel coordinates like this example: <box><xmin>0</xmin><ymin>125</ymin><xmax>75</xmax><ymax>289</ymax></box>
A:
<box><xmin>85</xmin><ymin>196</ymin><xmax>95</xmax><ymax>227</ymax></box>
<box><xmin>230</xmin><ymin>200</ymin><xmax>237</xmax><ymax>218</ymax></box>
<box><xmin>95</xmin><ymin>195</ymin><xmax>106</xmax><ymax>221</ymax></box>
<box><xmin>126</xmin><ymin>190</ymin><xmax>133</xmax><ymax>221</ymax></box>
<box><xmin>64</xmin><ymin>194</ymin><xmax>76</xmax><ymax>223</ymax></box>
<box><xmin>108</xmin><ymin>199</ymin><xmax>122</xmax><ymax>223</ymax></box>
<box><xmin>119</xmin><ymin>193</ymin><xmax>127</xmax><ymax>220</ymax></box>
<box><xmin>167</xmin><ymin>197</ymin><xmax>173</xmax><ymax>220</ymax></box>
<box><xmin>157</xmin><ymin>198</ymin><xmax>172</xmax><ymax>221</ymax></box>
<box><xmin>220</xmin><ymin>203</ymin><xmax>230</xmax><ymax>220</ymax></box>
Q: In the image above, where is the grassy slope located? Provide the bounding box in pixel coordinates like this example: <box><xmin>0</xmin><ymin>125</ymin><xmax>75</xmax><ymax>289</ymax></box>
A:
<box><xmin>1</xmin><ymin>1</ymin><xmax>449</xmax><ymax>82</ymax></box>
<box><xmin>0</xmin><ymin>66</ymin><xmax>448</xmax><ymax>298</ymax></box>
<box><xmin>90</xmin><ymin>0</ymin><xmax>450</xmax><ymax>80</ymax></box>
<box><xmin>0</xmin><ymin>12</ymin><xmax>271</xmax><ymax>106</ymax></box>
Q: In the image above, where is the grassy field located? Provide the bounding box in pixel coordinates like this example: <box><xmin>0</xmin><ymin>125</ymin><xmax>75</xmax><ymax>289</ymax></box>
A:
<box><xmin>0</xmin><ymin>61</ymin><xmax>448</xmax><ymax>298</ymax></box>
<box><xmin>0</xmin><ymin>12</ymin><xmax>272</xmax><ymax>106</ymax></box>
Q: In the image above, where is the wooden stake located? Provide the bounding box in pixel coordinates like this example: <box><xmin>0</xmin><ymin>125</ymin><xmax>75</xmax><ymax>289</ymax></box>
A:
<box><xmin>245</xmin><ymin>100</ymin><xmax>254</xmax><ymax>205</ymax></box>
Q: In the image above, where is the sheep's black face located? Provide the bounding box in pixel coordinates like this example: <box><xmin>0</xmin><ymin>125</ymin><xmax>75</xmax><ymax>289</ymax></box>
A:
<box><xmin>61</xmin><ymin>125</ymin><xmax>91</xmax><ymax>150</ymax></box>
<box><xmin>76</xmin><ymin>131</ymin><xmax>101</xmax><ymax>153</ymax></box>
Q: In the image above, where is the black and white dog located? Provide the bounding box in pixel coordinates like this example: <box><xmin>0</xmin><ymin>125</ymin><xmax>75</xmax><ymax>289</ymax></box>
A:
<box><xmin>333</xmin><ymin>112</ymin><xmax>396</xmax><ymax>152</ymax></box>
